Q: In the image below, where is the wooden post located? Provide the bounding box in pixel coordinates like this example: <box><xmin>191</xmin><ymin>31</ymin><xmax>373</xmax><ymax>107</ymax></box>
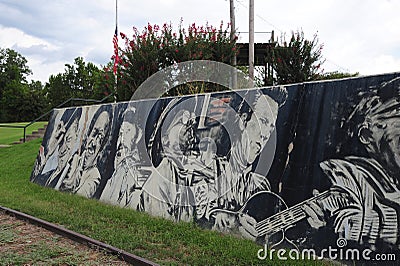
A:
<box><xmin>230</xmin><ymin>0</ymin><xmax>237</xmax><ymax>89</ymax></box>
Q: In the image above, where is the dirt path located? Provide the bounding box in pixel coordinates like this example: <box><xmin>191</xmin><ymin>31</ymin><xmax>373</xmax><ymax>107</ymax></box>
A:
<box><xmin>0</xmin><ymin>211</ymin><xmax>131</xmax><ymax>265</ymax></box>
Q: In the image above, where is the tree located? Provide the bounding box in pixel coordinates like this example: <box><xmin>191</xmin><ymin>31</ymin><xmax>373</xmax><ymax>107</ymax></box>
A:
<box><xmin>0</xmin><ymin>48</ymin><xmax>46</xmax><ymax>122</ymax></box>
<box><xmin>44</xmin><ymin>73</ymin><xmax>72</xmax><ymax>107</ymax></box>
<box><xmin>115</xmin><ymin>21</ymin><xmax>237</xmax><ymax>100</ymax></box>
<box><xmin>64</xmin><ymin>57</ymin><xmax>102</xmax><ymax>99</ymax></box>
<box><xmin>266</xmin><ymin>31</ymin><xmax>325</xmax><ymax>85</ymax></box>
<box><xmin>95</xmin><ymin>62</ymin><xmax>119</xmax><ymax>101</ymax></box>
<box><xmin>27</xmin><ymin>80</ymin><xmax>48</xmax><ymax>119</ymax></box>
<box><xmin>1</xmin><ymin>80</ymin><xmax>47</xmax><ymax>122</ymax></box>
<box><xmin>316</xmin><ymin>71</ymin><xmax>359</xmax><ymax>81</ymax></box>
<box><xmin>0</xmin><ymin>48</ymin><xmax>32</xmax><ymax>88</ymax></box>
<box><xmin>86</xmin><ymin>62</ymin><xmax>115</xmax><ymax>102</ymax></box>
<box><xmin>45</xmin><ymin>57</ymin><xmax>106</xmax><ymax>107</ymax></box>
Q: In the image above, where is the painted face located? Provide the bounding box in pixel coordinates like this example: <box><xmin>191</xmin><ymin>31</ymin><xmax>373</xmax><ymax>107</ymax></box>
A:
<box><xmin>115</xmin><ymin>121</ymin><xmax>140</xmax><ymax>167</ymax></box>
<box><xmin>163</xmin><ymin>110</ymin><xmax>197</xmax><ymax>158</ymax></box>
<box><xmin>58</xmin><ymin>120</ymin><xmax>78</xmax><ymax>169</ymax></box>
<box><xmin>48</xmin><ymin>120</ymin><xmax>66</xmax><ymax>156</ymax></box>
<box><xmin>83</xmin><ymin>111</ymin><xmax>110</xmax><ymax>169</ymax></box>
<box><xmin>242</xmin><ymin>95</ymin><xmax>278</xmax><ymax>165</ymax></box>
<box><xmin>368</xmin><ymin>99</ymin><xmax>400</xmax><ymax>173</ymax></box>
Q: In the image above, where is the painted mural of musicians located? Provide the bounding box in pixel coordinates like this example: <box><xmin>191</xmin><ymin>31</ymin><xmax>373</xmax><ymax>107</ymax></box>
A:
<box><xmin>304</xmin><ymin>77</ymin><xmax>400</xmax><ymax>251</ymax></box>
<box><xmin>32</xmin><ymin>108</ymin><xmax>82</xmax><ymax>188</ymax></box>
<box><xmin>138</xmin><ymin>88</ymin><xmax>288</xmax><ymax>238</ymax></box>
<box><xmin>209</xmin><ymin>90</ymin><xmax>282</xmax><ymax>230</ymax></box>
<box><xmin>61</xmin><ymin>105</ymin><xmax>113</xmax><ymax>198</ymax></box>
<box><xmin>138</xmin><ymin>108</ymin><xmax>200</xmax><ymax>221</ymax></box>
<box><xmin>45</xmin><ymin>108</ymin><xmax>82</xmax><ymax>189</ymax></box>
<box><xmin>31</xmin><ymin>114</ymin><xmax>64</xmax><ymax>179</ymax></box>
<box><xmin>99</xmin><ymin>107</ymin><xmax>144</xmax><ymax>208</ymax></box>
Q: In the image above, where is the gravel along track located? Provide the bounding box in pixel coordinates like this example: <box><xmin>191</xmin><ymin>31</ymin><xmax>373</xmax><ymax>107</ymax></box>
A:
<box><xmin>0</xmin><ymin>210</ymin><xmax>132</xmax><ymax>265</ymax></box>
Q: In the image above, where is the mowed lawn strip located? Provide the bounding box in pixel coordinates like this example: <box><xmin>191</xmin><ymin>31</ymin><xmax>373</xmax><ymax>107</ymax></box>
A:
<box><xmin>0</xmin><ymin>121</ymin><xmax>48</xmax><ymax>145</ymax></box>
<box><xmin>0</xmin><ymin>139</ymin><xmax>328</xmax><ymax>265</ymax></box>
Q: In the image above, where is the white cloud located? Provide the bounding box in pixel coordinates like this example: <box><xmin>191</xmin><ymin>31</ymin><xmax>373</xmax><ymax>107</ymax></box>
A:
<box><xmin>27</xmin><ymin>58</ymin><xmax>66</xmax><ymax>83</ymax></box>
<box><xmin>0</xmin><ymin>26</ymin><xmax>58</xmax><ymax>50</ymax></box>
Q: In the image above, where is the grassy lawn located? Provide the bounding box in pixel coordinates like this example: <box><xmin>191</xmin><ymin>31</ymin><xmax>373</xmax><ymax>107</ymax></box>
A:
<box><xmin>0</xmin><ymin>122</ymin><xmax>48</xmax><ymax>145</ymax></box>
<box><xmin>0</xmin><ymin>139</ymin><xmax>329</xmax><ymax>265</ymax></box>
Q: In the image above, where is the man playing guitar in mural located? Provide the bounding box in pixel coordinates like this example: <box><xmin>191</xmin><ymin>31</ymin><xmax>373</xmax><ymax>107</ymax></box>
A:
<box><xmin>219</xmin><ymin>77</ymin><xmax>400</xmax><ymax>253</ymax></box>
<box><xmin>138</xmin><ymin>87</ymin><xmax>288</xmax><ymax>229</ymax></box>
<box><xmin>304</xmin><ymin>77</ymin><xmax>400</xmax><ymax>251</ymax></box>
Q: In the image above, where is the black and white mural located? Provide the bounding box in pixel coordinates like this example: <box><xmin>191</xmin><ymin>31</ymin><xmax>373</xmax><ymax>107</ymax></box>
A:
<box><xmin>280</xmin><ymin>74</ymin><xmax>400</xmax><ymax>257</ymax></box>
<box><xmin>31</xmin><ymin>73</ymin><xmax>400</xmax><ymax>260</ymax></box>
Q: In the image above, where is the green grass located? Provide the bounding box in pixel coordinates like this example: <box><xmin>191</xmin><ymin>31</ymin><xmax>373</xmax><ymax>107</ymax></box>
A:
<box><xmin>0</xmin><ymin>224</ymin><xmax>17</xmax><ymax>244</ymax></box>
<box><xmin>0</xmin><ymin>139</ymin><xmax>330</xmax><ymax>265</ymax></box>
<box><xmin>0</xmin><ymin>122</ymin><xmax>48</xmax><ymax>145</ymax></box>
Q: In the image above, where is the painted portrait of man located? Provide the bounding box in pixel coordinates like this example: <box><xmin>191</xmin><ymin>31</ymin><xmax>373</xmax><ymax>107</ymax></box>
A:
<box><xmin>302</xmin><ymin>77</ymin><xmax>400</xmax><ymax>252</ymax></box>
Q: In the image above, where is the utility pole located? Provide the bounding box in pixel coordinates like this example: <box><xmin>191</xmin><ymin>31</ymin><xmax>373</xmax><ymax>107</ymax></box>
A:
<box><xmin>249</xmin><ymin>0</ymin><xmax>254</xmax><ymax>86</ymax></box>
<box><xmin>230</xmin><ymin>0</ymin><xmax>237</xmax><ymax>89</ymax></box>
<box><xmin>114</xmin><ymin>0</ymin><xmax>118</xmax><ymax>103</ymax></box>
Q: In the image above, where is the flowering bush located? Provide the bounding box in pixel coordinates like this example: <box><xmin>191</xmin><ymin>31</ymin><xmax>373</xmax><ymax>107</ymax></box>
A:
<box><xmin>267</xmin><ymin>31</ymin><xmax>325</xmax><ymax>85</ymax></box>
<box><xmin>113</xmin><ymin>21</ymin><xmax>237</xmax><ymax>100</ymax></box>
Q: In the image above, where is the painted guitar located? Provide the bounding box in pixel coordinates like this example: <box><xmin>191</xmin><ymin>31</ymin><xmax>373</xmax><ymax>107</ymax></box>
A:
<box><xmin>209</xmin><ymin>189</ymin><xmax>349</xmax><ymax>249</ymax></box>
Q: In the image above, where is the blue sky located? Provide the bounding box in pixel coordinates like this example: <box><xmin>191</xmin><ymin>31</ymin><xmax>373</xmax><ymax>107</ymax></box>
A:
<box><xmin>0</xmin><ymin>0</ymin><xmax>399</xmax><ymax>83</ymax></box>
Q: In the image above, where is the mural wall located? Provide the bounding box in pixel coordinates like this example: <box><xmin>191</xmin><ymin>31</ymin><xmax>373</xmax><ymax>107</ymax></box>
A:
<box><xmin>31</xmin><ymin>73</ymin><xmax>400</xmax><ymax>260</ymax></box>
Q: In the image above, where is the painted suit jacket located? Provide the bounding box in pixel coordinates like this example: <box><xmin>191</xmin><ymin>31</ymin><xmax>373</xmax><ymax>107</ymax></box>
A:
<box><xmin>320</xmin><ymin>156</ymin><xmax>399</xmax><ymax>249</ymax></box>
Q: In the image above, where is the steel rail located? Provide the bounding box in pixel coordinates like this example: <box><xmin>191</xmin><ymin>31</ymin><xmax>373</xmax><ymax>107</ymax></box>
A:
<box><xmin>0</xmin><ymin>206</ymin><xmax>159</xmax><ymax>266</ymax></box>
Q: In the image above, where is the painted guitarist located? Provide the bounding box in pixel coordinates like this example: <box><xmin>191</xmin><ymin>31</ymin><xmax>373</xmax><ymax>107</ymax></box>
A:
<box><xmin>206</xmin><ymin>88</ymin><xmax>289</xmax><ymax>238</ymax></box>
<box><xmin>211</xmin><ymin>77</ymin><xmax>400</xmax><ymax>253</ymax></box>
<box><xmin>138</xmin><ymin>88</ymin><xmax>287</xmax><ymax>226</ymax></box>
<box><xmin>303</xmin><ymin>77</ymin><xmax>400</xmax><ymax>251</ymax></box>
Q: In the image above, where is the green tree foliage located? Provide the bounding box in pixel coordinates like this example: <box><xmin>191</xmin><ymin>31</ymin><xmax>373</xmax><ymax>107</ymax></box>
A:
<box><xmin>115</xmin><ymin>21</ymin><xmax>237</xmax><ymax>100</ymax></box>
<box><xmin>0</xmin><ymin>48</ymin><xmax>32</xmax><ymax>86</ymax></box>
<box><xmin>97</xmin><ymin>62</ymin><xmax>119</xmax><ymax>101</ymax></box>
<box><xmin>1</xmin><ymin>81</ymin><xmax>47</xmax><ymax>122</ymax></box>
<box><xmin>266</xmin><ymin>31</ymin><xmax>325</xmax><ymax>85</ymax></box>
<box><xmin>45</xmin><ymin>74</ymin><xmax>72</xmax><ymax>107</ymax></box>
<box><xmin>316</xmin><ymin>70</ymin><xmax>359</xmax><ymax>80</ymax></box>
<box><xmin>45</xmin><ymin>57</ymin><xmax>107</xmax><ymax>107</ymax></box>
<box><xmin>0</xmin><ymin>48</ymin><xmax>46</xmax><ymax>122</ymax></box>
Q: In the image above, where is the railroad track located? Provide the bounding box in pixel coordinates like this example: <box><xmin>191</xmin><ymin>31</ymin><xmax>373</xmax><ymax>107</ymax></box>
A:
<box><xmin>0</xmin><ymin>206</ymin><xmax>158</xmax><ymax>266</ymax></box>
